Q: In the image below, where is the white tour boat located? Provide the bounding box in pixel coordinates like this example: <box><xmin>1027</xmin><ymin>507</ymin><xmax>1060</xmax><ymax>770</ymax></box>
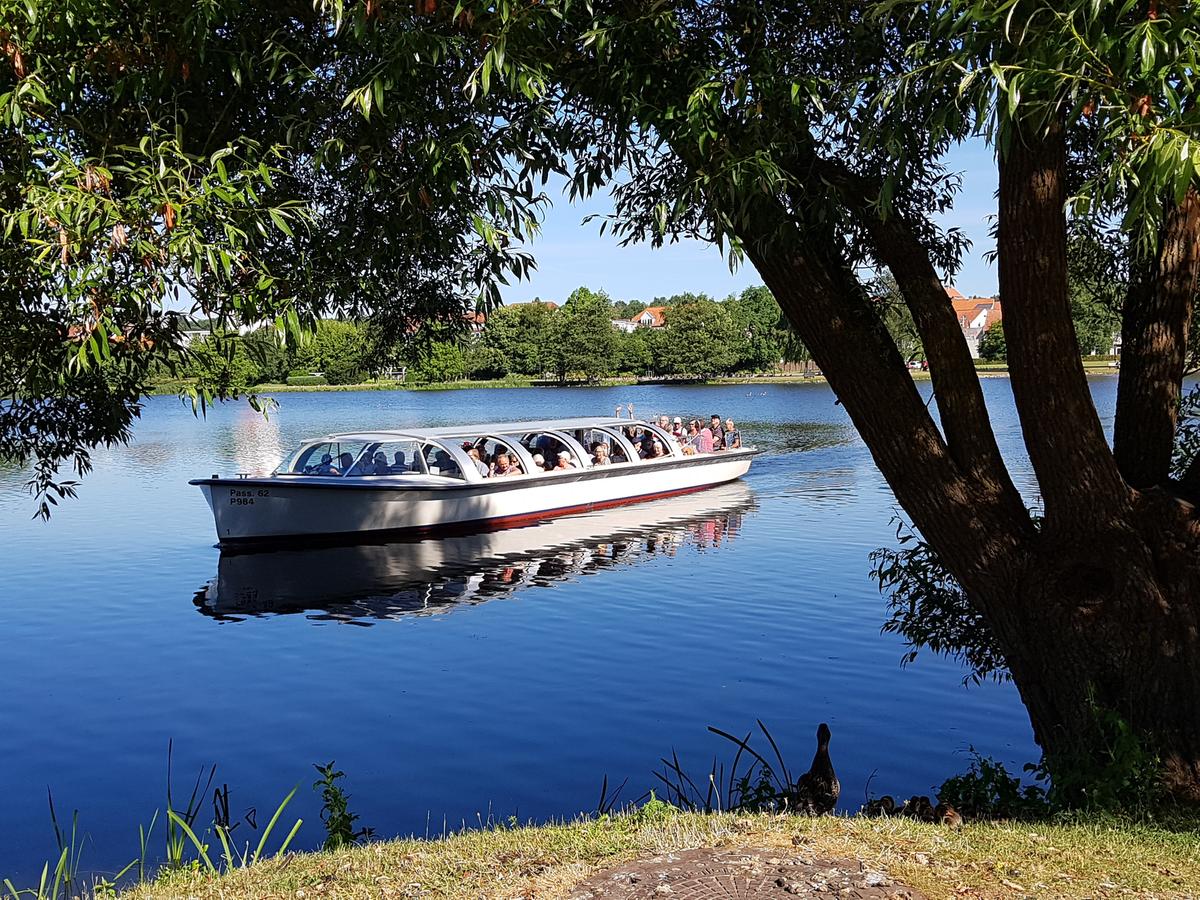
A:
<box><xmin>191</xmin><ymin>417</ymin><xmax>757</xmax><ymax>545</ymax></box>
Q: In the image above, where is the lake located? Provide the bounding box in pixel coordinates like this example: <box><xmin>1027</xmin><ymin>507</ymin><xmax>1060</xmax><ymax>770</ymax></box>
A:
<box><xmin>0</xmin><ymin>377</ymin><xmax>1106</xmax><ymax>880</ymax></box>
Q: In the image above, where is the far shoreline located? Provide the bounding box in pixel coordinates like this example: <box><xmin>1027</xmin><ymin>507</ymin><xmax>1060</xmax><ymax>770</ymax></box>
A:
<box><xmin>146</xmin><ymin>362</ymin><xmax>1123</xmax><ymax>397</ymax></box>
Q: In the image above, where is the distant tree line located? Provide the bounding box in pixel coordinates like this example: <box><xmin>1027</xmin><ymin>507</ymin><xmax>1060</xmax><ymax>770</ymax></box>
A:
<box><xmin>179</xmin><ymin>320</ymin><xmax>373</xmax><ymax>391</ymax></box>
<box><xmin>174</xmin><ymin>284</ymin><xmax>808</xmax><ymax>391</ymax></box>
<box><xmin>176</xmin><ymin>266</ymin><xmax>1131</xmax><ymax>390</ymax></box>
<box><xmin>465</xmin><ymin>285</ymin><xmax>806</xmax><ymax>383</ymax></box>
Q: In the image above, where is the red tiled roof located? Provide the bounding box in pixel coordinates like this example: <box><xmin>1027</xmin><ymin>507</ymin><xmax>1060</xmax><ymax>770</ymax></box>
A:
<box><xmin>632</xmin><ymin>305</ymin><xmax>668</xmax><ymax>327</ymax></box>
<box><xmin>951</xmin><ymin>297</ymin><xmax>1002</xmax><ymax>330</ymax></box>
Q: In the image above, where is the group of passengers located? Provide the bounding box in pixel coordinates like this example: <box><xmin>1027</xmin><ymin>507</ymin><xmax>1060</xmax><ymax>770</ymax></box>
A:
<box><xmin>309</xmin><ymin>411</ymin><xmax>742</xmax><ymax>477</ymax></box>
<box><xmin>615</xmin><ymin>413</ymin><xmax>741</xmax><ymax>459</ymax></box>
<box><xmin>463</xmin><ymin>439</ymin><xmax>578</xmax><ymax>478</ymax></box>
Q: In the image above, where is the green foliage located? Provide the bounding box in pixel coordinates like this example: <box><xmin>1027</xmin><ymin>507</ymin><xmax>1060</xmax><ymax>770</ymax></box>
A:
<box><xmin>652</xmin><ymin>300</ymin><xmax>739</xmax><ymax>377</ymax></box>
<box><xmin>1</xmin><ymin>0</ymin><xmax>547</xmax><ymax>513</ymax></box>
<box><xmin>870</xmin><ymin>519</ymin><xmax>1009</xmax><ymax>685</ymax></box>
<box><xmin>621</xmin><ymin>792</ymin><xmax>678</xmax><ymax>828</ymax></box>
<box><xmin>409</xmin><ymin>341</ymin><xmax>467</xmax><ymax>383</ymax></box>
<box><xmin>183</xmin><ymin>336</ymin><xmax>261</xmax><ymax>397</ymax></box>
<box><xmin>868</xmin><ymin>275</ymin><xmax>923</xmax><ymax>364</ymax></box>
<box><xmin>1172</xmin><ymin>385</ymin><xmax>1200</xmax><ymax>480</ymax></box>
<box><xmin>291</xmin><ymin>321</ymin><xmax>369</xmax><ymax>386</ymax></box>
<box><xmin>1030</xmin><ymin>704</ymin><xmax>1166</xmax><ymax>815</ymax></box>
<box><xmin>726</xmin><ymin>286</ymin><xmax>794</xmax><ymax>371</ymax></box>
<box><xmin>481</xmin><ymin>302</ymin><xmax>555</xmax><ymax>375</ymax></box>
<box><xmin>314</xmin><ymin>762</ymin><xmax>371</xmax><ymax>851</ymax></box>
<box><xmin>285</xmin><ymin>375</ymin><xmax>328</xmax><ymax>386</ymax></box>
<box><xmin>977</xmin><ymin>322</ymin><xmax>1007</xmax><ymax>362</ymax></box>
<box><xmin>937</xmin><ymin>750</ymin><xmax>1047</xmax><ymax>820</ymax></box>
<box><xmin>549</xmin><ymin>287</ymin><xmax>617</xmax><ymax>382</ymax></box>
<box><xmin>653</xmin><ymin>720</ymin><xmax>793</xmax><ymax>814</ymax></box>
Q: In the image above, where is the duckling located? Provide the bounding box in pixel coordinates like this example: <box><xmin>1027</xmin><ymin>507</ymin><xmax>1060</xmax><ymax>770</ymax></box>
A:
<box><xmin>901</xmin><ymin>795</ymin><xmax>935</xmax><ymax>822</ymax></box>
<box><xmin>935</xmin><ymin>802</ymin><xmax>964</xmax><ymax>828</ymax></box>
<box><xmin>786</xmin><ymin>723</ymin><xmax>840</xmax><ymax>815</ymax></box>
<box><xmin>864</xmin><ymin>795</ymin><xmax>897</xmax><ymax>817</ymax></box>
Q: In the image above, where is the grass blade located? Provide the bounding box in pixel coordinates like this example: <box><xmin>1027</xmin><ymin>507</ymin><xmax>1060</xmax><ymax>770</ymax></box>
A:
<box><xmin>276</xmin><ymin>818</ymin><xmax>304</xmax><ymax>858</ymax></box>
<box><xmin>251</xmin><ymin>786</ymin><xmax>298</xmax><ymax>865</ymax></box>
<box><xmin>166</xmin><ymin>810</ymin><xmax>216</xmax><ymax>873</ymax></box>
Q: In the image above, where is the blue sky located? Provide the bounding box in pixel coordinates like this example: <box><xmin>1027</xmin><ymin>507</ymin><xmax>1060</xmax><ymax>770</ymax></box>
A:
<box><xmin>501</xmin><ymin>137</ymin><xmax>999</xmax><ymax>305</ymax></box>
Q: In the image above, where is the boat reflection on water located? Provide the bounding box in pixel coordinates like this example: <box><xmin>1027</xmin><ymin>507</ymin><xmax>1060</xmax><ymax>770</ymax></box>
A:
<box><xmin>194</xmin><ymin>481</ymin><xmax>757</xmax><ymax>623</ymax></box>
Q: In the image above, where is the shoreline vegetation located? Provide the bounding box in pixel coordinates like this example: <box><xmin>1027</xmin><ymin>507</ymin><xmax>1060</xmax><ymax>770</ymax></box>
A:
<box><xmin>145</xmin><ymin>360</ymin><xmax>1121</xmax><ymax>397</ymax></box>
<box><xmin>113</xmin><ymin>809</ymin><xmax>1200</xmax><ymax>899</ymax></box>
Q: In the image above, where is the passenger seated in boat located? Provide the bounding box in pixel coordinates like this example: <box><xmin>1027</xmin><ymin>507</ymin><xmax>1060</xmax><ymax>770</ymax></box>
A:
<box><xmin>466</xmin><ymin>446</ymin><xmax>489</xmax><ymax>477</ymax></box>
<box><xmin>390</xmin><ymin>451</ymin><xmax>409</xmax><ymax>473</ymax></box>
<box><xmin>641</xmin><ymin>435</ymin><xmax>668</xmax><ymax>459</ymax></box>
<box><xmin>492</xmin><ymin>452</ymin><xmax>521</xmax><ymax>477</ymax></box>
<box><xmin>724</xmin><ymin>419</ymin><xmax>741</xmax><ymax>449</ymax></box>
<box><xmin>313</xmin><ymin>452</ymin><xmax>338</xmax><ymax>475</ymax></box>
<box><xmin>624</xmin><ymin>426</ymin><xmax>644</xmax><ymax>456</ymax></box>
<box><xmin>592</xmin><ymin>442</ymin><xmax>611</xmax><ymax>465</ymax></box>
<box><xmin>531</xmin><ymin>452</ymin><xmax>547</xmax><ymax>471</ymax></box>
<box><xmin>554</xmin><ymin>451</ymin><xmax>577</xmax><ymax>470</ymax></box>
<box><xmin>338</xmin><ymin>452</ymin><xmax>355</xmax><ymax>473</ymax></box>
<box><xmin>356</xmin><ymin>451</ymin><xmax>390</xmax><ymax>475</ymax></box>
<box><xmin>428</xmin><ymin>449</ymin><xmax>460</xmax><ymax>476</ymax></box>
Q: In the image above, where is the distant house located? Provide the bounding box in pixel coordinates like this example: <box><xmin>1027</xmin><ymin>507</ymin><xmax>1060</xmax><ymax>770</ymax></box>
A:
<box><xmin>630</xmin><ymin>306</ymin><xmax>668</xmax><ymax>328</ymax></box>
<box><xmin>949</xmin><ymin>290</ymin><xmax>1002</xmax><ymax>358</ymax></box>
<box><xmin>611</xmin><ymin>319</ymin><xmax>638</xmax><ymax>333</ymax></box>
<box><xmin>465</xmin><ymin>310</ymin><xmax>487</xmax><ymax>335</ymax></box>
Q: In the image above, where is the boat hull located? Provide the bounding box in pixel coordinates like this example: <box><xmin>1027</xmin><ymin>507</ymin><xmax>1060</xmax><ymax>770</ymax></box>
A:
<box><xmin>193</xmin><ymin>450</ymin><xmax>756</xmax><ymax>545</ymax></box>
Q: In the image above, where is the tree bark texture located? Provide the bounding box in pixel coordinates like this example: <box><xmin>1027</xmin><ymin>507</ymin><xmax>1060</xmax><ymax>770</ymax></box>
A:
<box><xmin>1114</xmin><ymin>189</ymin><xmax>1200</xmax><ymax>488</ymax></box>
<box><xmin>996</xmin><ymin>122</ymin><xmax>1131</xmax><ymax>526</ymax></box>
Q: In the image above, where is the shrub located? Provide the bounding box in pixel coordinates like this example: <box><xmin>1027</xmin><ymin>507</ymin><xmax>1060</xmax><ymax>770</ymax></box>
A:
<box><xmin>286</xmin><ymin>375</ymin><xmax>327</xmax><ymax>386</ymax></box>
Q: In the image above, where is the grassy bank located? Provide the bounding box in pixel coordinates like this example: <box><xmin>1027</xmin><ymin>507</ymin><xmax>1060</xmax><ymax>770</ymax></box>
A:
<box><xmin>123</xmin><ymin>811</ymin><xmax>1200</xmax><ymax>900</ymax></box>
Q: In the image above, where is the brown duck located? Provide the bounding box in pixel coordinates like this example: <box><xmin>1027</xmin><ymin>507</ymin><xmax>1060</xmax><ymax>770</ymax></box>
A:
<box><xmin>786</xmin><ymin>723</ymin><xmax>840</xmax><ymax>814</ymax></box>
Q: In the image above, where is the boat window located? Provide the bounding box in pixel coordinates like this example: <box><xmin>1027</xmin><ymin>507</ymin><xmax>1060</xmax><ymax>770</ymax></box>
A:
<box><xmin>345</xmin><ymin>440</ymin><xmax>425</xmax><ymax>476</ymax></box>
<box><xmin>639</xmin><ymin>425</ymin><xmax>677</xmax><ymax>459</ymax></box>
<box><xmin>617</xmin><ymin>425</ymin><xmax>649</xmax><ymax>459</ymax></box>
<box><xmin>577</xmin><ymin>428</ymin><xmax>630</xmax><ymax>465</ymax></box>
<box><xmin>421</xmin><ymin>442</ymin><xmax>464</xmax><ymax>479</ymax></box>
<box><xmin>285</xmin><ymin>441</ymin><xmax>371</xmax><ymax>476</ymax></box>
<box><xmin>460</xmin><ymin>436</ymin><xmax>526</xmax><ymax>477</ymax></box>
<box><xmin>520</xmin><ymin>432</ymin><xmax>581</xmax><ymax>471</ymax></box>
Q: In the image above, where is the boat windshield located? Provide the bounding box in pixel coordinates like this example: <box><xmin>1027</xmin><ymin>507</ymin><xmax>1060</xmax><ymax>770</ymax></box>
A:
<box><xmin>345</xmin><ymin>440</ymin><xmax>427</xmax><ymax>476</ymax></box>
<box><xmin>282</xmin><ymin>441</ymin><xmax>372</xmax><ymax>476</ymax></box>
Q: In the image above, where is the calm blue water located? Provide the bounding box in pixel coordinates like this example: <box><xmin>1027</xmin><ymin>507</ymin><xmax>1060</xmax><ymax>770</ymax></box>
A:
<box><xmin>0</xmin><ymin>378</ymin><xmax>1117</xmax><ymax>880</ymax></box>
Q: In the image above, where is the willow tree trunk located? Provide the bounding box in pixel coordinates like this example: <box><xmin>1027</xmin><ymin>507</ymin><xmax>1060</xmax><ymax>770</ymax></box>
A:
<box><xmin>731</xmin><ymin>123</ymin><xmax>1200</xmax><ymax>801</ymax></box>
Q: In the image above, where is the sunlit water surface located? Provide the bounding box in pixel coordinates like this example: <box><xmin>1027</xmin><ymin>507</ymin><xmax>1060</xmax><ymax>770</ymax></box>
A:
<box><xmin>0</xmin><ymin>378</ymin><xmax>1119</xmax><ymax>880</ymax></box>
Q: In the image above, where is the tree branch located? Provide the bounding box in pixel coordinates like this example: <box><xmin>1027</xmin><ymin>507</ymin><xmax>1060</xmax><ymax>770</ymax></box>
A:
<box><xmin>1114</xmin><ymin>189</ymin><xmax>1200</xmax><ymax>489</ymax></box>
<box><xmin>814</xmin><ymin>161</ymin><xmax>1025</xmax><ymax>521</ymax></box>
<box><xmin>996</xmin><ymin>121</ymin><xmax>1130</xmax><ymax>526</ymax></box>
<box><xmin>739</xmin><ymin>200</ymin><xmax>1033</xmax><ymax>594</ymax></box>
